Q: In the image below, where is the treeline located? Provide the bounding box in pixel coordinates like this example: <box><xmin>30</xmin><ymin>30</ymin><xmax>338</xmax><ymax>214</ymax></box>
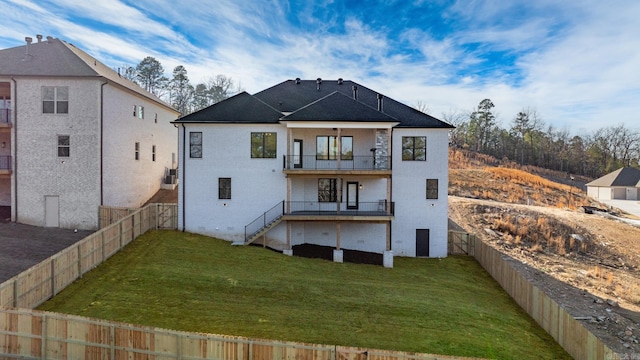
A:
<box><xmin>444</xmin><ymin>99</ymin><xmax>640</xmax><ymax>178</ymax></box>
<box><xmin>116</xmin><ymin>56</ymin><xmax>241</xmax><ymax>116</ymax></box>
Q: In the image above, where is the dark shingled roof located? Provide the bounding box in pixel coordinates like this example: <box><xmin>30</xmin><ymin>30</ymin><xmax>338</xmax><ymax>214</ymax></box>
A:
<box><xmin>0</xmin><ymin>37</ymin><xmax>175</xmax><ymax>111</ymax></box>
<box><xmin>586</xmin><ymin>167</ymin><xmax>640</xmax><ymax>187</ymax></box>
<box><xmin>175</xmin><ymin>92</ymin><xmax>282</xmax><ymax>123</ymax></box>
<box><xmin>175</xmin><ymin>78</ymin><xmax>454</xmax><ymax>128</ymax></box>
<box><xmin>281</xmin><ymin>91</ymin><xmax>398</xmax><ymax>122</ymax></box>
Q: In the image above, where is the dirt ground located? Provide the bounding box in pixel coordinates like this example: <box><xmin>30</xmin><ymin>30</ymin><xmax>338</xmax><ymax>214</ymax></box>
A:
<box><xmin>143</xmin><ymin>188</ymin><xmax>178</xmax><ymax>205</ymax></box>
<box><xmin>449</xmin><ymin>196</ymin><xmax>640</xmax><ymax>355</ymax></box>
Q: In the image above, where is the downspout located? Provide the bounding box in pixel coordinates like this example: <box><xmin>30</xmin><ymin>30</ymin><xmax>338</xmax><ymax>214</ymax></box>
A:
<box><xmin>10</xmin><ymin>77</ymin><xmax>17</xmax><ymax>222</ymax></box>
<box><xmin>100</xmin><ymin>80</ymin><xmax>108</xmax><ymax>206</ymax></box>
<box><xmin>181</xmin><ymin>123</ymin><xmax>186</xmax><ymax>231</ymax></box>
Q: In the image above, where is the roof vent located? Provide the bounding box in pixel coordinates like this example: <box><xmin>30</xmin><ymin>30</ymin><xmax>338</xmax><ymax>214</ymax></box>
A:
<box><xmin>46</xmin><ymin>36</ymin><xmax>54</xmax><ymax>43</ymax></box>
<box><xmin>377</xmin><ymin>94</ymin><xmax>384</xmax><ymax>112</ymax></box>
<box><xmin>36</xmin><ymin>34</ymin><xmax>43</xmax><ymax>43</ymax></box>
<box><xmin>338</xmin><ymin>78</ymin><xmax>343</xmax><ymax>85</ymax></box>
<box><xmin>295</xmin><ymin>78</ymin><xmax>300</xmax><ymax>84</ymax></box>
<box><xmin>352</xmin><ymin>85</ymin><xmax>358</xmax><ymax>100</ymax></box>
<box><xmin>316</xmin><ymin>78</ymin><xmax>322</xmax><ymax>91</ymax></box>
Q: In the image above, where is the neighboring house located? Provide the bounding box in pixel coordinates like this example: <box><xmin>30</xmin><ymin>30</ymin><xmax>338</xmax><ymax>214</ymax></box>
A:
<box><xmin>586</xmin><ymin>167</ymin><xmax>640</xmax><ymax>201</ymax></box>
<box><xmin>0</xmin><ymin>36</ymin><xmax>180</xmax><ymax>230</ymax></box>
<box><xmin>174</xmin><ymin>78</ymin><xmax>453</xmax><ymax>267</ymax></box>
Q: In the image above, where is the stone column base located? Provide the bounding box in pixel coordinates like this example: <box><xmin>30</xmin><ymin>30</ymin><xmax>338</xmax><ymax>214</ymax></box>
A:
<box><xmin>383</xmin><ymin>250</ymin><xmax>394</xmax><ymax>268</ymax></box>
<box><xmin>282</xmin><ymin>249</ymin><xmax>293</xmax><ymax>256</ymax></box>
<box><xmin>333</xmin><ymin>249</ymin><xmax>344</xmax><ymax>263</ymax></box>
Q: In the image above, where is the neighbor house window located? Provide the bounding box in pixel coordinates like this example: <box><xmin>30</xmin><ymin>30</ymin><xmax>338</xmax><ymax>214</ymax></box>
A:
<box><xmin>316</xmin><ymin>136</ymin><xmax>352</xmax><ymax>160</ymax></box>
<box><xmin>43</xmin><ymin>86</ymin><xmax>68</xmax><ymax>114</ymax></box>
<box><xmin>154</xmin><ymin>113</ymin><xmax>158</xmax><ymax>123</ymax></box>
<box><xmin>251</xmin><ymin>132</ymin><xmax>277</xmax><ymax>158</ymax></box>
<box><xmin>152</xmin><ymin>145</ymin><xmax>156</xmax><ymax>162</ymax></box>
<box><xmin>57</xmin><ymin>135</ymin><xmax>70</xmax><ymax>157</ymax></box>
<box><xmin>133</xmin><ymin>105</ymin><xmax>137</xmax><ymax>117</ymax></box>
<box><xmin>402</xmin><ymin>136</ymin><xmax>426</xmax><ymax>161</ymax></box>
<box><xmin>190</xmin><ymin>132</ymin><xmax>202</xmax><ymax>158</ymax></box>
<box><xmin>135</xmin><ymin>142</ymin><xmax>140</xmax><ymax>160</ymax></box>
<box><xmin>426</xmin><ymin>179</ymin><xmax>438</xmax><ymax>199</ymax></box>
<box><xmin>138</xmin><ymin>105</ymin><xmax>144</xmax><ymax>119</ymax></box>
<box><xmin>219</xmin><ymin>178</ymin><xmax>231</xmax><ymax>199</ymax></box>
<box><xmin>318</xmin><ymin>178</ymin><xmax>339</xmax><ymax>202</ymax></box>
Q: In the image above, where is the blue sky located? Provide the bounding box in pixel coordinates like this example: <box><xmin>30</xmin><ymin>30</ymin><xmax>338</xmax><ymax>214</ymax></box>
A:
<box><xmin>1</xmin><ymin>0</ymin><xmax>639</xmax><ymax>133</ymax></box>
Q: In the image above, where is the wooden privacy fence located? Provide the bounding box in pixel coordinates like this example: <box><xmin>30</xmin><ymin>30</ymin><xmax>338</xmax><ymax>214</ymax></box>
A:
<box><xmin>0</xmin><ymin>308</ymin><xmax>482</xmax><ymax>360</ymax></box>
<box><xmin>99</xmin><ymin>204</ymin><xmax>178</xmax><ymax>229</ymax></box>
<box><xmin>470</xmin><ymin>235</ymin><xmax>621</xmax><ymax>360</ymax></box>
<box><xmin>0</xmin><ymin>204</ymin><xmax>177</xmax><ymax>309</ymax></box>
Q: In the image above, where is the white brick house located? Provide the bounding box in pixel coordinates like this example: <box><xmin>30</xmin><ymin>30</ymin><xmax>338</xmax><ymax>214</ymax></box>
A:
<box><xmin>174</xmin><ymin>79</ymin><xmax>453</xmax><ymax>267</ymax></box>
<box><xmin>0</xmin><ymin>36</ymin><xmax>180</xmax><ymax>229</ymax></box>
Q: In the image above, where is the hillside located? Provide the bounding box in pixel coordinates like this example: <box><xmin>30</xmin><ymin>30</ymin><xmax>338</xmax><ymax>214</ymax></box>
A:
<box><xmin>448</xmin><ymin>148</ymin><xmax>640</xmax><ymax>355</ymax></box>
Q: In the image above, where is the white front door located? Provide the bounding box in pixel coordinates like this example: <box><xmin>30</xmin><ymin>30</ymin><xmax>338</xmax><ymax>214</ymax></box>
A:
<box><xmin>45</xmin><ymin>195</ymin><xmax>59</xmax><ymax>227</ymax></box>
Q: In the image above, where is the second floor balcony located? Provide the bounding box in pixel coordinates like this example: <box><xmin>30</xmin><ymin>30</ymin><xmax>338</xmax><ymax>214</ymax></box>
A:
<box><xmin>0</xmin><ymin>155</ymin><xmax>12</xmax><ymax>174</ymax></box>
<box><xmin>283</xmin><ymin>155</ymin><xmax>391</xmax><ymax>173</ymax></box>
<box><xmin>0</xmin><ymin>109</ymin><xmax>11</xmax><ymax>126</ymax></box>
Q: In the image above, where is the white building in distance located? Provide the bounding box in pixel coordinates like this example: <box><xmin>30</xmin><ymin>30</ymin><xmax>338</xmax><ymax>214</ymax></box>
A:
<box><xmin>0</xmin><ymin>36</ymin><xmax>180</xmax><ymax>229</ymax></box>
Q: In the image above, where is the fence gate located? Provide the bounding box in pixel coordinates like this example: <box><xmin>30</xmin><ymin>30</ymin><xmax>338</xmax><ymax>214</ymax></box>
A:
<box><xmin>447</xmin><ymin>231</ymin><xmax>476</xmax><ymax>256</ymax></box>
<box><xmin>156</xmin><ymin>203</ymin><xmax>177</xmax><ymax>229</ymax></box>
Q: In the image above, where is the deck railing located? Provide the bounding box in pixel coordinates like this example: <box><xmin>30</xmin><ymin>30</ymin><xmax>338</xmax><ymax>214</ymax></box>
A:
<box><xmin>283</xmin><ymin>155</ymin><xmax>391</xmax><ymax>170</ymax></box>
<box><xmin>0</xmin><ymin>156</ymin><xmax>11</xmax><ymax>171</ymax></box>
<box><xmin>286</xmin><ymin>201</ymin><xmax>394</xmax><ymax>216</ymax></box>
<box><xmin>0</xmin><ymin>109</ymin><xmax>10</xmax><ymax>123</ymax></box>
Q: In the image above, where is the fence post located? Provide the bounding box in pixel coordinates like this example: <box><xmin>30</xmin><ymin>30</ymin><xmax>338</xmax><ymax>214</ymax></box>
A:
<box><xmin>13</xmin><ymin>277</ymin><xmax>18</xmax><ymax>307</ymax></box>
<box><xmin>102</xmin><ymin>230</ymin><xmax>106</xmax><ymax>262</ymax></box>
<box><xmin>50</xmin><ymin>258</ymin><xmax>55</xmax><ymax>298</ymax></box>
<box><xmin>77</xmin><ymin>244</ymin><xmax>82</xmax><ymax>278</ymax></box>
<box><xmin>41</xmin><ymin>312</ymin><xmax>47</xmax><ymax>358</ymax></box>
<box><xmin>110</xmin><ymin>324</ymin><xmax>115</xmax><ymax>360</ymax></box>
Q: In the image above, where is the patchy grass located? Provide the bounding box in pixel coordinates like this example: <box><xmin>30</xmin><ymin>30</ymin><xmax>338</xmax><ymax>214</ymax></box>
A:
<box><xmin>38</xmin><ymin>230</ymin><xmax>570</xmax><ymax>359</ymax></box>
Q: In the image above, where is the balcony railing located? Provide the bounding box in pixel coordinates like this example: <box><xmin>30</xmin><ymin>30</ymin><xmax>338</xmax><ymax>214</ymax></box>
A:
<box><xmin>283</xmin><ymin>155</ymin><xmax>391</xmax><ymax>170</ymax></box>
<box><xmin>286</xmin><ymin>201</ymin><xmax>394</xmax><ymax>216</ymax></box>
<box><xmin>0</xmin><ymin>109</ymin><xmax>11</xmax><ymax>124</ymax></box>
<box><xmin>0</xmin><ymin>156</ymin><xmax>12</xmax><ymax>170</ymax></box>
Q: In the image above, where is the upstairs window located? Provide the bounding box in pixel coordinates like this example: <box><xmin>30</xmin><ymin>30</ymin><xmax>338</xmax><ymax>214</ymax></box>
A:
<box><xmin>316</xmin><ymin>136</ymin><xmax>352</xmax><ymax>160</ymax></box>
<box><xmin>426</xmin><ymin>179</ymin><xmax>438</xmax><ymax>199</ymax></box>
<box><xmin>138</xmin><ymin>105</ymin><xmax>144</xmax><ymax>119</ymax></box>
<box><xmin>43</xmin><ymin>86</ymin><xmax>68</xmax><ymax>114</ymax></box>
<box><xmin>402</xmin><ymin>136</ymin><xmax>426</xmax><ymax>161</ymax></box>
<box><xmin>57</xmin><ymin>135</ymin><xmax>70</xmax><ymax>157</ymax></box>
<box><xmin>251</xmin><ymin>132</ymin><xmax>277</xmax><ymax>158</ymax></box>
<box><xmin>190</xmin><ymin>132</ymin><xmax>202</xmax><ymax>158</ymax></box>
<box><xmin>152</xmin><ymin>145</ymin><xmax>156</xmax><ymax>162</ymax></box>
<box><xmin>135</xmin><ymin>142</ymin><xmax>140</xmax><ymax>160</ymax></box>
<box><xmin>218</xmin><ymin>178</ymin><xmax>231</xmax><ymax>199</ymax></box>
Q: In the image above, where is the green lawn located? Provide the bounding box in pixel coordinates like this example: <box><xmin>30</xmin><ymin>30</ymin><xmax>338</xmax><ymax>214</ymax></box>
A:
<box><xmin>38</xmin><ymin>230</ymin><xmax>570</xmax><ymax>359</ymax></box>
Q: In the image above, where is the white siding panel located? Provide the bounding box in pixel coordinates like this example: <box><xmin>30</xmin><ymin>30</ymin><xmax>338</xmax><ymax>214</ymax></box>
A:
<box><xmin>391</xmin><ymin>128</ymin><xmax>449</xmax><ymax>257</ymax></box>
<box><xmin>15</xmin><ymin>79</ymin><xmax>101</xmax><ymax>229</ymax></box>
<box><xmin>179</xmin><ymin>124</ymin><xmax>287</xmax><ymax>242</ymax></box>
